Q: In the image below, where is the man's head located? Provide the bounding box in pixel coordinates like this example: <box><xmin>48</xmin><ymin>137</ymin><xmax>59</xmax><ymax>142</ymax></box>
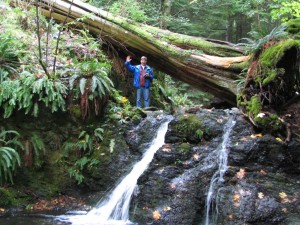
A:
<box><xmin>140</xmin><ymin>56</ymin><xmax>147</xmax><ymax>66</ymax></box>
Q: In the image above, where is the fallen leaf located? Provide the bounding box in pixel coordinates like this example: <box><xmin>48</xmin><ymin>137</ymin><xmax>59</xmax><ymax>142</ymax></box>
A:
<box><xmin>282</xmin><ymin>208</ymin><xmax>288</xmax><ymax>213</ymax></box>
<box><xmin>279</xmin><ymin>192</ymin><xmax>287</xmax><ymax>199</ymax></box>
<box><xmin>279</xmin><ymin>192</ymin><xmax>291</xmax><ymax>203</ymax></box>
<box><xmin>240</xmin><ymin>137</ymin><xmax>249</xmax><ymax>141</ymax></box>
<box><xmin>163</xmin><ymin>206</ymin><xmax>171</xmax><ymax>211</ymax></box>
<box><xmin>259</xmin><ymin>169</ymin><xmax>267</xmax><ymax>175</ymax></box>
<box><xmin>170</xmin><ymin>183</ymin><xmax>176</xmax><ymax>190</ymax></box>
<box><xmin>251</xmin><ymin>133</ymin><xmax>263</xmax><ymax>138</ymax></box>
<box><xmin>217</xmin><ymin>118</ymin><xmax>223</xmax><ymax>123</ymax></box>
<box><xmin>193</xmin><ymin>153</ymin><xmax>199</xmax><ymax>160</ymax></box>
<box><xmin>153</xmin><ymin>210</ymin><xmax>161</xmax><ymax>220</ymax></box>
<box><xmin>162</xmin><ymin>147</ymin><xmax>171</xmax><ymax>152</ymax></box>
<box><xmin>233</xmin><ymin>194</ymin><xmax>240</xmax><ymax>202</ymax></box>
<box><xmin>258</xmin><ymin>192</ymin><xmax>264</xmax><ymax>199</ymax></box>
<box><xmin>236</xmin><ymin>168</ymin><xmax>246</xmax><ymax>179</ymax></box>
<box><xmin>227</xmin><ymin>214</ymin><xmax>234</xmax><ymax>221</ymax></box>
<box><xmin>275</xmin><ymin>137</ymin><xmax>283</xmax><ymax>142</ymax></box>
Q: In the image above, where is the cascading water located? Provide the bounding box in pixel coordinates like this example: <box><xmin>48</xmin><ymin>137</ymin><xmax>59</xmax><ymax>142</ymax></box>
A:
<box><xmin>56</xmin><ymin>115</ymin><xmax>172</xmax><ymax>225</ymax></box>
<box><xmin>204</xmin><ymin>111</ymin><xmax>236</xmax><ymax>225</ymax></box>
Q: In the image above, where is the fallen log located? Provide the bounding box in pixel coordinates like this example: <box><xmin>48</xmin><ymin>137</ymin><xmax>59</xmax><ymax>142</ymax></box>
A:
<box><xmin>12</xmin><ymin>0</ymin><xmax>250</xmax><ymax>105</ymax></box>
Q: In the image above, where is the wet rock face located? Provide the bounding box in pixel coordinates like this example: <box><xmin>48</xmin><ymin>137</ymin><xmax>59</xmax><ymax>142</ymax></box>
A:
<box><xmin>129</xmin><ymin>108</ymin><xmax>300</xmax><ymax>225</ymax></box>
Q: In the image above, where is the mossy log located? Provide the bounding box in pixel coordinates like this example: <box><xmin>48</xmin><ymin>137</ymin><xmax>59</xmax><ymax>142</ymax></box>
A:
<box><xmin>238</xmin><ymin>38</ymin><xmax>300</xmax><ymax>141</ymax></box>
<box><xmin>12</xmin><ymin>0</ymin><xmax>250</xmax><ymax>105</ymax></box>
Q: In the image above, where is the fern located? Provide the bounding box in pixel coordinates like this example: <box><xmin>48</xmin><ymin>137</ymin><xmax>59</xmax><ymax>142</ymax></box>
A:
<box><xmin>75</xmin><ymin>156</ymin><xmax>89</xmax><ymax>170</ymax></box>
<box><xmin>69</xmin><ymin>156</ymin><xmax>100</xmax><ymax>184</ymax></box>
<box><xmin>0</xmin><ymin>35</ymin><xmax>20</xmax><ymax>73</ymax></box>
<box><xmin>0</xmin><ymin>129</ymin><xmax>22</xmax><ymax>184</ymax></box>
<box><xmin>68</xmin><ymin>167</ymin><xmax>84</xmax><ymax>185</ymax></box>
<box><xmin>0</xmin><ymin>68</ymin><xmax>9</xmax><ymax>83</ymax></box>
<box><xmin>94</xmin><ymin>128</ymin><xmax>104</xmax><ymax>141</ymax></box>
<box><xmin>0</xmin><ymin>71</ymin><xmax>67</xmax><ymax>118</ymax></box>
<box><xmin>30</xmin><ymin>133</ymin><xmax>45</xmax><ymax>167</ymax></box>
<box><xmin>237</xmin><ymin>24</ymin><xmax>289</xmax><ymax>55</ymax></box>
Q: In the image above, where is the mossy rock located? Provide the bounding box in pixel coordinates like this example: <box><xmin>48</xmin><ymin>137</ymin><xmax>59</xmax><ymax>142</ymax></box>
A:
<box><xmin>177</xmin><ymin>142</ymin><xmax>191</xmax><ymax>155</ymax></box>
<box><xmin>0</xmin><ymin>188</ymin><xmax>17</xmax><ymax>207</ymax></box>
<box><xmin>174</xmin><ymin>114</ymin><xmax>203</xmax><ymax>143</ymax></box>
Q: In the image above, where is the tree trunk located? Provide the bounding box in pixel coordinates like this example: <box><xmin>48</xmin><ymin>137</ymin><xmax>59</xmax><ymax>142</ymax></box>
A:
<box><xmin>13</xmin><ymin>0</ymin><xmax>250</xmax><ymax>105</ymax></box>
<box><xmin>160</xmin><ymin>0</ymin><xmax>172</xmax><ymax>29</ymax></box>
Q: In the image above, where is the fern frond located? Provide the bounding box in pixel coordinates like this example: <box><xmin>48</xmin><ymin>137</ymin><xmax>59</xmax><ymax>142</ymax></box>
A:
<box><xmin>94</xmin><ymin>128</ymin><xmax>104</xmax><ymax>141</ymax></box>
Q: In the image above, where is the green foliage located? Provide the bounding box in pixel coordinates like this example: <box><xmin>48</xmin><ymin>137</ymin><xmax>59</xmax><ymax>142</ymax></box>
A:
<box><xmin>0</xmin><ymin>71</ymin><xmax>67</xmax><ymax>118</ymax></box>
<box><xmin>271</xmin><ymin>0</ymin><xmax>300</xmax><ymax>22</ymax></box>
<box><xmin>177</xmin><ymin>142</ymin><xmax>191</xmax><ymax>155</ymax></box>
<box><xmin>175</xmin><ymin>114</ymin><xmax>202</xmax><ymax>141</ymax></box>
<box><xmin>285</xmin><ymin>18</ymin><xmax>300</xmax><ymax>36</ymax></box>
<box><xmin>64</xmin><ymin>59</ymin><xmax>113</xmax><ymax>119</ymax></box>
<box><xmin>0</xmin><ymin>35</ymin><xmax>20</xmax><ymax>74</ymax></box>
<box><xmin>109</xmin><ymin>0</ymin><xmax>149</xmax><ymax>22</ymax></box>
<box><xmin>254</xmin><ymin>113</ymin><xmax>283</xmax><ymax>133</ymax></box>
<box><xmin>260</xmin><ymin>39</ymin><xmax>300</xmax><ymax>67</ymax></box>
<box><xmin>246</xmin><ymin>95</ymin><xmax>262</xmax><ymax>117</ymax></box>
<box><xmin>67</xmin><ymin>167</ymin><xmax>84</xmax><ymax>185</ymax></box>
<box><xmin>237</xmin><ymin>25</ymin><xmax>289</xmax><ymax>55</ymax></box>
<box><xmin>24</xmin><ymin>133</ymin><xmax>46</xmax><ymax>168</ymax></box>
<box><xmin>94</xmin><ymin>128</ymin><xmax>104</xmax><ymax>141</ymax></box>
<box><xmin>0</xmin><ymin>130</ymin><xmax>22</xmax><ymax>184</ymax></box>
<box><xmin>62</xmin><ymin>126</ymin><xmax>104</xmax><ymax>184</ymax></box>
<box><xmin>62</xmin><ymin>127</ymin><xmax>104</xmax><ymax>157</ymax></box>
<box><xmin>153</xmin><ymin>74</ymin><xmax>211</xmax><ymax>110</ymax></box>
<box><xmin>106</xmin><ymin>90</ymin><xmax>142</xmax><ymax>124</ymax></box>
<box><xmin>68</xmin><ymin>157</ymin><xmax>100</xmax><ymax>184</ymax></box>
<box><xmin>0</xmin><ymin>187</ymin><xmax>17</xmax><ymax>206</ymax></box>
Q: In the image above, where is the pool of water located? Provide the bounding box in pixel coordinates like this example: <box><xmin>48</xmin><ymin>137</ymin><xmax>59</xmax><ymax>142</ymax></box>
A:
<box><xmin>0</xmin><ymin>214</ymin><xmax>65</xmax><ymax>225</ymax></box>
<box><xmin>0</xmin><ymin>211</ymin><xmax>135</xmax><ymax>225</ymax></box>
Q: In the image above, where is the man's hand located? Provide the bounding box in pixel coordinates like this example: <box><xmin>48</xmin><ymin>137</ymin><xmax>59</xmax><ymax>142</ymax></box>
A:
<box><xmin>126</xmin><ymin>55</ymin><xmax>132</xmax><ymax>62</ymax></box>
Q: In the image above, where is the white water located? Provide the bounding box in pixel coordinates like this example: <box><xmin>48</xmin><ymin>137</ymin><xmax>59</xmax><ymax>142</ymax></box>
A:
<box><xmin>204</xmin><ymin>113</ymin><xmax>236</xmax><ymax>225</ymax></box>
<box><xmin>57</xmin><ymin>117</ymin><xmax>172</xmax><ymax>225</ymax></box>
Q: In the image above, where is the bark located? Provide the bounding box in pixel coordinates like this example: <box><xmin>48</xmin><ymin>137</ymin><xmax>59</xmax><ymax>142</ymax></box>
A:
<box><xmin>13</xmin><ymin>0</ymin><xmax>250</xmax><ymax>105</ymax></box>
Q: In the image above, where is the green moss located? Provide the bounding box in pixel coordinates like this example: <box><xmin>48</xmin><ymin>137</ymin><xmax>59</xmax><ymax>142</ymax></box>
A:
<box><xmin>262</xmin><ymin>69</ymin><xmax>277</xmax><ymax>85</ymax></box>
<box><xmin>285</xmin><ymin>18</ymin><xmax>300</xmax><ymax>35</ymax></box>
<box><xmin>246</xmin><ymin>95</ymin><xmax>262</xmax><ymax>117</ymax></box>
<box><xmin>70</xmin><ymin>105</ymin><xmax>81</xmax><ymax>118</ymax></box>
<box><xmin>229</xmin><ymin>60</ymin><xmax>250</xmax><ymax>71</ymax></box>
<box><xmin>110</xmin><ymin>15</ymin><xmax>242</xmax><ymax>58</ymax></box>
<box><xmin>260</xmin><ymin>40</ymin><xmax>300</xmax><ymax>68</ymax></box>
<box><xmin>177</xmin><ymin>142</ymin><xmax>191</xmax><ymax>155</ymax></box>
<box><xmin>175</xmin><ymin>114</ymin><xmax>202</xmax><ymax>138</ymax></box>
<box><xmin>0</xmin><ymin>188</ymin><xmax>17</xmax><ymax>207</ymax></box>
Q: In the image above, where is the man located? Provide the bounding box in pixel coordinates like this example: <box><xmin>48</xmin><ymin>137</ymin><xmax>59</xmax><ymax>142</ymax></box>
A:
<box><xmin>124</xmin><ymin>55</ymin><xmax>155</xmax><ymax>108</ymax></box>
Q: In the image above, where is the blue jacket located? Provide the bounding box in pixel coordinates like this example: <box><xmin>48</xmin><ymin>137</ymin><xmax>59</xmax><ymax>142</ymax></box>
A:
<box><xmin>124</xmin><ymin>61</ymin><xmax>154</xmax><ymax>88</ymax></box>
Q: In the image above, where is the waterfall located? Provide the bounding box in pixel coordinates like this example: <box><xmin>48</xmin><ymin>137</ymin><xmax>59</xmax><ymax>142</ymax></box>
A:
<box><xmin>204</xmin><ymin>112</ymin><xmax>236</xmax><ymax>225</ymax></box>
<box><xmin>57</xmin><ymin>116</ymin><xmax>172</xmax><ymax>225</ymax></box>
